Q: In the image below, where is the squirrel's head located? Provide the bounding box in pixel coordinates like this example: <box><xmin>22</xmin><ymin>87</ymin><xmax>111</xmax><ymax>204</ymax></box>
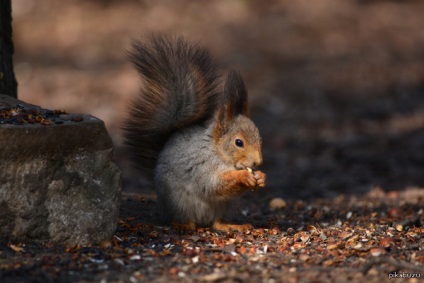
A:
<box><xmin>213</xmin><ymin>70</ymin><xmax>263</xmax><ymax>170</ymax></box>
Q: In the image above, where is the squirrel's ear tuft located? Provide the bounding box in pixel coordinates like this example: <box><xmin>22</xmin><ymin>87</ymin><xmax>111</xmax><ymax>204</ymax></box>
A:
<box><xmin>224</xmin><ymin>70</ymin><xmax>250</xmax><ymax>117</ymax></box>
<box><xmin>213</xmin><ymin>104</ymin><xmax>229</xmax><ymax>141</ymax></box>
<box><xmin>213</xmin><ymin>70</ymin><xmax>249</xmax><ymax>141</ymax></box>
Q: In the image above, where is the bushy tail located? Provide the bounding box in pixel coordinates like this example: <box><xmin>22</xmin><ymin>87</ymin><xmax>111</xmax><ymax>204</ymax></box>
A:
<box><xmin>122</xmin><ymin>34</ymin><xmax>221</xmax><ymax>180</ymax></box>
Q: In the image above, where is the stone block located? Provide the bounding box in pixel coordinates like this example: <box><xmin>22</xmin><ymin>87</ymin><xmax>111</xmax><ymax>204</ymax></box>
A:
<box><xmin>0</xmin><ymin>94</ymin><xmax>122</xmax><ymax>245</ymax></box>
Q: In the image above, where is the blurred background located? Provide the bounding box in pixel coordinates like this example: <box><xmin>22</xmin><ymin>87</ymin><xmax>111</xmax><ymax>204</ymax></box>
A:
<box><xmin>11</xmin><ymin>0</ymin><xmax>424</xmax><ymax>200</ymax></box>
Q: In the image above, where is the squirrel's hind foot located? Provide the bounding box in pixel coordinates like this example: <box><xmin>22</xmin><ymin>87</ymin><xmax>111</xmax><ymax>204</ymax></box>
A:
<box><xmin>171</xmin><ymin>222</ymin><xmax>196</xmax><ymax>233</ymax></box>
<box><xmin>212</xmin><ymin>219</ymin><xmax>253</xmax><ymax>232</ymax></box>
<box><xmin>170</xmin><ymin>220</ymin><xmax>253</xmax><ymax>233</ymax></box>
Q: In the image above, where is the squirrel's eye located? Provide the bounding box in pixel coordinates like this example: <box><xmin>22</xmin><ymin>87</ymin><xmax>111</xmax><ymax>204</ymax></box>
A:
<box><xmin>235</xmin><ymin>139</ymin><xmax>244</xmax><ymax>148</ymax></box>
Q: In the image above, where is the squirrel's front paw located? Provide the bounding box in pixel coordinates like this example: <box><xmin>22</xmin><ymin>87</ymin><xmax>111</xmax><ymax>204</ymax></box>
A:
<box><xmin>239</xmin><ymin>170</ymin><xmax>267</xmax><ymax>190</ymax></box>
<box><xmin>253</xmin><ymin>170</ymin><xmax>266</xmax><ymax>188</ymax></box>
<box><xmin>241</xmin><ymin>170</ymin><xmax>258</xmax><ymax>189</ymax></box>
<box><xmin>219</xmin><ymin>170</ymin><xmax>265</xmax><ymax>197</ymax></box>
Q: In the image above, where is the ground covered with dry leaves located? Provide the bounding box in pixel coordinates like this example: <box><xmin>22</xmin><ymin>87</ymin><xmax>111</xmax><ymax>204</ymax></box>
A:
<box><xmin>1</xmin><ymin>188</ymin><xmax>422</xmax><ymax>283</ymax></box>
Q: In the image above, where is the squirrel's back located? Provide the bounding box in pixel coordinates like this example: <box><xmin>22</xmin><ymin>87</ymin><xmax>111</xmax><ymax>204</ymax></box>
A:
<box><xmin>122</xmin><ymin>35</ymin><xmax>221</xmax><ymax>179</ymax></box>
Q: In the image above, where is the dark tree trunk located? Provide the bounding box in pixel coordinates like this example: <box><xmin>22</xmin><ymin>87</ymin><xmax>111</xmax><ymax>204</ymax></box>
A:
<box><xmin>0</xmin><ymin>0</ymin><xmax>18</xmax><ymax>98</ymax></box>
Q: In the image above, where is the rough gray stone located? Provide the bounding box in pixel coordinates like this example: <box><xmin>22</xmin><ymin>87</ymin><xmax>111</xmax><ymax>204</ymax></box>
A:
<box><xmin>0</xmin><ymin>95</ymin><xmax>122</xmax><ymax>245</ymax></box>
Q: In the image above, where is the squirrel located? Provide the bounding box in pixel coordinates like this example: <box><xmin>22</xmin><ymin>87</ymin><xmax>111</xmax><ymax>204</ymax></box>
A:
<box><xmin>122</xmin><ymin>34</ymin><xmax>266</xmax><ymax>232</ymax></box>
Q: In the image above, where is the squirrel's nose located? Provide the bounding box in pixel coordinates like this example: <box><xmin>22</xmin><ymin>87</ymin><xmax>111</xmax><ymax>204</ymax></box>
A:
<box><xmin>252</xmin><ymin>152</ymin><xmax>263</xmax><ymax>168</ymax></box>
